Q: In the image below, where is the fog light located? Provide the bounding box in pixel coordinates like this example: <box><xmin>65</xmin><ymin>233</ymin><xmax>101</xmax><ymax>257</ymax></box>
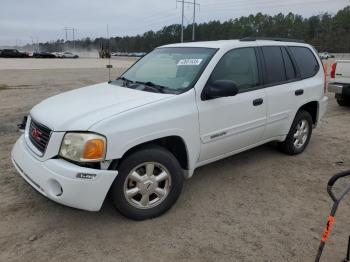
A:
<box><xmin>47</xmin><ymin>179</ymin><xmax>63</xmax><ymax>196</ymax></box>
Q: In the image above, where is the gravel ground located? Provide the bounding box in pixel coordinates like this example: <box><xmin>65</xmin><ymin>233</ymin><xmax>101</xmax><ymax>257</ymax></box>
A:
<box><xmin>0</xmin><ymin>58</ymin><xmax>349</xmax><ymax>262</ymax></box>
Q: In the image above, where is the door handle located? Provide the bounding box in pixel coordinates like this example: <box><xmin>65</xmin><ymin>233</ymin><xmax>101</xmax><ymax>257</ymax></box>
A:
<box><xmin>253</xmin><ymin>98</ymin><xmax>263</xmax><ymax>106</ymax></box>
<box><xmin>295</xmin><ymin>89</ymin><xmax>304</xmax><ymax>96</ymax></box>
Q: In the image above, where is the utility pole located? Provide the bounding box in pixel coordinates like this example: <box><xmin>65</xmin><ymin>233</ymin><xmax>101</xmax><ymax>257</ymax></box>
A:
<box><xmin>33</xmin><ymin>37</ymin><xmax>39</xmax><ymax>52</ymax></box>
<box><xmin>192</xmin><ymin>0</ymin><xmax>196</xmax><ymax>41</ymax></box>
<box><xmin>106</xmin><ymin>24</ymin><xmax>112</xmax><ymax>83</ymax></box>
<box><xmin>72</xmin><ymin>28</ymin><xmax>75</xmax><ymax>50</ymax></box>
<box><xmin>177</xmin><ymin>0</ymin><xmax>200</xmax><ymax>42</ymax></box>
<box><xmin>63</xmin><ymin>27</ymin><xmax>76</xmax><ymax>49</ymax></box>
<box><xmin>181</xmin><ymin>0</ymin><xmax>184</xmax><ymax>43</ymax></box>
<box><xmin>64</xmin><ymin>27</ymin><xmax>69</xmax><ymax>50</ymax></box>
<box><xmin>64</xmin><ymin>27</ymin><xmax>68</xmax><ymax>41</ymax></box>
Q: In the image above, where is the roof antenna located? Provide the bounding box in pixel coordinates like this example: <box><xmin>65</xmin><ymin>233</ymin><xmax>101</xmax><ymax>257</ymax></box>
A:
<box><xmin>106</xmin><ymin>24</ymin><xmax>113</xmax><ymax>83</ymax></box>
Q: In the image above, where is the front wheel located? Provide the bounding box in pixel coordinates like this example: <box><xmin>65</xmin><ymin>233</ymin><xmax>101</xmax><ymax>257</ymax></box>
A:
<box><xmin>279</xmin><ymin>110</ymin><xmax>313</xmax><ymax>155</ymax></box>
<box><xmin>111</xmin><ymin>146</ymin><xmax>184</xmax><ymax>220</ymax></box>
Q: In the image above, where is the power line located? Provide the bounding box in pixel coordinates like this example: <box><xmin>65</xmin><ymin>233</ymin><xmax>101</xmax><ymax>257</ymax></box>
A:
<box><xmin>195</xmin><ymin>0</ymin><xmax>334</xmax><ymax>24</ymax></box>
<box><xmin>201</xmin><ymin>0</ymin><xmax>339</xmax><ymax>7</ymax></box>
<box><xmin>139</xmin><ymin>8</ymin><xmax>179</xmax><ymax>23</ymax></box>
<box><xmin>124</xmin><ymin>0</ymin><xmax>343</xmax><ymax>35</ymax></box>
<box><xmin>199</xmin><ymin>0</ymin><xmax>333</xmax><ymax>12</ymax></box>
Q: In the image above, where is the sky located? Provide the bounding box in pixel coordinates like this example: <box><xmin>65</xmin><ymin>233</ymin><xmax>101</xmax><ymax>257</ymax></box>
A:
<box><xmin>0</xmin><ymin>0</ymin><xmax>349</xmax><ymax>46</ymax></box>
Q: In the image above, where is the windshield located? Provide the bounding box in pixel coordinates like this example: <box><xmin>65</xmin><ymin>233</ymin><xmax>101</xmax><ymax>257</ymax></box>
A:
<box><xmin>118</xmin><ymin>47</ymin><xmax>217</xmax><ymax>93</ymax></box>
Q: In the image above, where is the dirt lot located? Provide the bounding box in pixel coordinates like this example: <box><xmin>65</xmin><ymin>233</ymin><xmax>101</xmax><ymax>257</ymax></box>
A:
<box><xmin>0</xmin><ymin>58</ymin><xmax>349</xmax><ymax>262</ymax></box>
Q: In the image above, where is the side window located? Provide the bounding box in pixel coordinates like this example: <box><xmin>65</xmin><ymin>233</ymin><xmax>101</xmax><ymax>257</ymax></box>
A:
<box><xmin>281</xmin><ymin>47</ymin><xmax>297</xmax><ymax>80</ymax></box>
<box><xmin>209</xmin><ymin>48</ymin><xmax>259</xmax><ymax>92</ymax></box>
<box><xmin>261</xmin><ymin>46</ymin><xmax>286</xmax><ymax>84</ymax></box>
<box><xmin>289</xmin><ymin>46</ymin><xmax>320</xmax><ymax>79</ymax></box>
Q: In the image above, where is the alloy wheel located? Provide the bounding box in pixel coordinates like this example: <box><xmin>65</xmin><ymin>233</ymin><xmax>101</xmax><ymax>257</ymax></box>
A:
<box><xmin>293</xmin><ymin>119</ymin><xmax>310</xmax><ymax>149</ymax></box>
<box><xmin>123</xmin><ymin>162</ymin><xmax>172</xmax><ymax>209</ymax></box>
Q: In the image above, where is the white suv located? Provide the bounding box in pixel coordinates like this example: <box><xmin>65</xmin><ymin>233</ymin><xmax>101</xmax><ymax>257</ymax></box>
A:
<box><xmin>11</xmin><ymin>38</ymin><xmax>328</xmax><ymax>220</ymax></box>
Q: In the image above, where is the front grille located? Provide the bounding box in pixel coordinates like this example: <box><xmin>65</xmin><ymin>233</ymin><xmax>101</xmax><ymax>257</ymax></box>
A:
<box><xmin>28</xmin><ymin>119</ymin><xmax>51</xmax><ymax>154</ymax></box>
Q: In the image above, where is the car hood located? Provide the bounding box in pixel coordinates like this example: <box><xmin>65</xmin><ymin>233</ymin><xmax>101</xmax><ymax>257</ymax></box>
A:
<box><xmin>30</xmin><ymin>82</ymin><xmax>174</xmax><ymax>131</ymax></box>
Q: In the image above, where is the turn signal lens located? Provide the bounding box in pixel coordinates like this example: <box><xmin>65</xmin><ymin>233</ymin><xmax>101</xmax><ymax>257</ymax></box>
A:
<box><xmin>83</xmin><ymin>139</ymin><xmax>105</xmax><ymax>160</ymax></box>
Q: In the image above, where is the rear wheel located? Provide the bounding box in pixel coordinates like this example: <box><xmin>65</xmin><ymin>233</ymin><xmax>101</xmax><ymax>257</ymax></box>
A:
<box><xmin>111</xmin><ymin>146</ymin><xmax>184</xmax><ymax>220</ymax></box>
<box><xmin>279</xmin><ymin>110</ymin><xmax>313</xmax><ymax>155</ymax></box>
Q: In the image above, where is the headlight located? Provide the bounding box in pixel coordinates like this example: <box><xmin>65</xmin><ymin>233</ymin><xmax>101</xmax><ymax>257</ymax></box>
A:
<box><xmin>59</xmin><ymin>133</ymin><xmax>106</xmax><ymax>162</ymax></box>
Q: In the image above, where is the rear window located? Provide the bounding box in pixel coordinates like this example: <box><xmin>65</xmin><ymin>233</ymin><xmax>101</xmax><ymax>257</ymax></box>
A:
<box><xmin>261</xmin><ymin>46</ymin><xmax>286</xmax><ymax>84</ymax></box>
<box><xmin>289</xmin><ymin>46</ymin><xmax>319</xmax><ymax>79</ymax></box>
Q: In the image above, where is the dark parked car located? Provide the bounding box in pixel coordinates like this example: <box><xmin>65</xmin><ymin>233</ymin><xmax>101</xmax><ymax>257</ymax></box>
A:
<box><xmin>33</xmin><ymin>52</ymin><xmax>56</xmax><ymax>58</ymax></box>
<box><xmin>0</xmin><ymin>49</ymin><xmax>29</xmax><ymax>58</ymax></box>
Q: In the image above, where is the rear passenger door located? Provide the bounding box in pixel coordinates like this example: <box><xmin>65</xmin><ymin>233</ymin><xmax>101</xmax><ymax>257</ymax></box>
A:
<box><xmin>262</xmin><ymin>45</ymin><xmax>320</xmax><ymax>139</ymax></box>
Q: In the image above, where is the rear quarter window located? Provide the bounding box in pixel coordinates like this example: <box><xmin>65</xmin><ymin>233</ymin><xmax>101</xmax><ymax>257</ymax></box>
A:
<box><xmin>289</xmin><ymin>46</ymin><xmax>320</xmax><ymax>79</ymax></box>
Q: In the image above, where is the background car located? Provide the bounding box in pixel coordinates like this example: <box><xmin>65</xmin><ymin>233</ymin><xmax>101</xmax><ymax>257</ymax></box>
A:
<box><xmin>0</xmin><ymin>49</ymin><xmax>29</xmax><ymax>58</ymax></box>
<box><xmin>328</xmin><ymin>60</ymin><xmax>350</xmax><ymax>106</ymax></box>
<box><xmin>61</xmin><ymin>52</ymin><xmax>79</xmax><ymax>58</ymax></box>
<box><xmin>33</xmin><ymin>52</ymin><xmax>56</xmax><ymax>58</ymax></box>
<box><xmin>319</xmin><ymin>52</ymin><xmax>335</xmax><ymax>59</ymax></box>
<box><xmin>52</xmin><ymin>52</ymin><xmax>63</xmax><ymax>58</ymax></box>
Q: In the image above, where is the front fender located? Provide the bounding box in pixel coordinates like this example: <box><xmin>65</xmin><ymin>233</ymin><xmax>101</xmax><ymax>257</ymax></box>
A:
<box><xmin>89</xmin><ymin>89</ymin><xmax>200</xmax><ymax>171</ymax></box>
<box><xmin>118</xmin><ymin>128</ymin><xmax>186</xmax><ymax>155</ymax></box>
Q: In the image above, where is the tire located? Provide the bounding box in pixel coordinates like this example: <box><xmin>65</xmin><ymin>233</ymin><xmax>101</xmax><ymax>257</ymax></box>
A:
<box><xmin>335</xmin><ymin>94</ymin><xmax>350</xmax><ymax>107</ymax></box>
<box><xmin>279</xmin><ymin>110</ymin><xmax>313</xmax><ymax>155</ymax></box>
<box><xmin>111</xmin><ymin>145</ymin><xmax>184</xmax><ymax>220</ymax></box>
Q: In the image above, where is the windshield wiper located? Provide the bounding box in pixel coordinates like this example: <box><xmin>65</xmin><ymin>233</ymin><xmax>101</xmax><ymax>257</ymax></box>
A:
<box><xmin>135</xmin><ymin>81</ymin><xmax>168</xmax><ymax>93</ymax></box>
<box><xmin>116</xmin><ymin>76</ymin><xmax>134</xmax><ymax>85</ymax></box>
<box><xmin>115</xmin><ymin>77</ymin><xmax>168</xmax><ymax>93</ymax></box>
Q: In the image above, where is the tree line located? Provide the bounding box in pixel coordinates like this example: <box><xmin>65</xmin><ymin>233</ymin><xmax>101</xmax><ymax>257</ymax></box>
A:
<box><xmin>27</xmin><ymin>6</ymin><xmax>350</xmax><ymax>53</ymax></box>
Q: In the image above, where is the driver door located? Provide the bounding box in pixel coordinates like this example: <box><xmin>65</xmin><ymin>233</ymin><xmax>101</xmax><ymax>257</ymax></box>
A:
<box><xmin>197</xmin><ymin>47</ymin><xmax>267</xmax><ymax>162</ymax></box>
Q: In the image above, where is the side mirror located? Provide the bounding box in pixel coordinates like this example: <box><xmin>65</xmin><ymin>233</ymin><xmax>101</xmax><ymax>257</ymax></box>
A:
<box><xmin>201</xmin><ymin>80</ymin><xmax>239</xmax><ymax>100</ymax></box>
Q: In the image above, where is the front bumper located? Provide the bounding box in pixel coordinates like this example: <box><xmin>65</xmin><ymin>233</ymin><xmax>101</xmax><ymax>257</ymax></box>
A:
<box><xmin>11</xmin><ymin>135</ymin><xmax>118</xmax><ymax>211</ymax></box>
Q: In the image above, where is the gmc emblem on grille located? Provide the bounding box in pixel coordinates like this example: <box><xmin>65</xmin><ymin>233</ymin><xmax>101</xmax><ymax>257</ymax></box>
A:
<box><xmin>31</xmin><ymin>128</ymin><xmax>42</xmax><ymax>141</ymax></box>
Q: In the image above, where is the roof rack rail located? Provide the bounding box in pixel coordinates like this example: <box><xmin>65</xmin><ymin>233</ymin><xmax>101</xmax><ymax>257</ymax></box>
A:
<box><xmin>240</xmin><ymin>37</ymin><xmax>305</xmax><ymax>43</ymax></box>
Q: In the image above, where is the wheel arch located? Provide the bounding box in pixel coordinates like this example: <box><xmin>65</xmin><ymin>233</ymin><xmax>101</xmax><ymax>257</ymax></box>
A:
<box><xmin>110</xmin><ymin>135</ymin><xmax>190</xmax><ymax>174</ymax></box>
<box><xmin>297</xmin><ymin>100</ymin><xmax>319</xmax><ymax>125</ymax></box>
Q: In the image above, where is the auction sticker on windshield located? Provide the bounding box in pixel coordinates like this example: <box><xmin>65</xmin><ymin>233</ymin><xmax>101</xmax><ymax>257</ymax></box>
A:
<box><xmin>177</xmin><ymin>59</ymin><xmax>203</xmax><ymax>66</ymax></box>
